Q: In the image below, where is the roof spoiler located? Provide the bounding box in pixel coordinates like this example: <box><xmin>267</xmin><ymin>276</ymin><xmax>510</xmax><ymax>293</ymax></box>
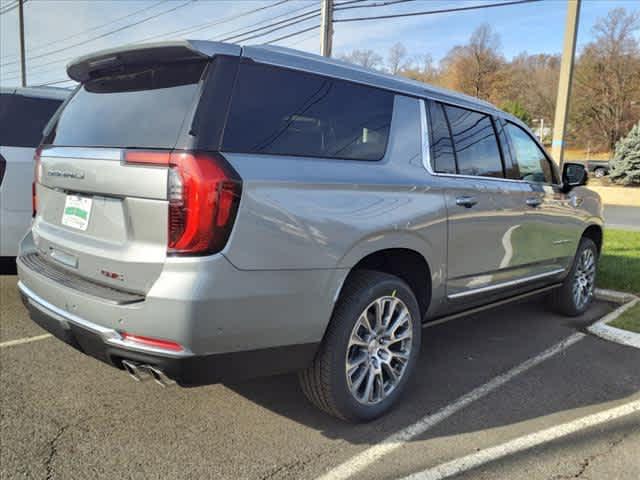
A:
<box><xmin>66</xmin><ymin>40</ymin><xmax>241</xmax><ymax>83</ymax></box>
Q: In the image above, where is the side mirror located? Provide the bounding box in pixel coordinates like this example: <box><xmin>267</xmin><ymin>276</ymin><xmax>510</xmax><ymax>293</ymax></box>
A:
<box><xmin>562</xmin><ymin>162</ymin><xmax>587</xmax><ymax>191</ymax></box>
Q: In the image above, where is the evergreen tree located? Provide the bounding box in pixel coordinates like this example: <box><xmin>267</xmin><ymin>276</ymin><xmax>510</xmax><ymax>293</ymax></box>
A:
<box><xmin>609</xmin><ymin>122</ymin><xmax>640</xmax><ymax>186</ymax></box>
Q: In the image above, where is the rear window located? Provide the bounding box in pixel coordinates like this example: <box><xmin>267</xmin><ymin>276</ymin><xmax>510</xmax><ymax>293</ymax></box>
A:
<box><xmin>46</xmin><ymin>62</ymin><xmax>205</xmax><ymax>149</ymax></box>
<box><xmin>222</xmin><ymin>63</ymin><xmax>394</xmax><ymax>161</ymax></box>
<box><xmin>0</xmin><ymin>93</ymin><xmax>63</xmax><ymax>148</ymax></box>
<box><xmin>427</xmin><ymin>100</ymin><xmax>456</xmax><ymax>174</ymax></box>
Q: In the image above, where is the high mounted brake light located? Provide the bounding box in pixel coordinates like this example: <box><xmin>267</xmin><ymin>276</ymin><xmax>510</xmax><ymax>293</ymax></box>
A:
<box><xmin>124</xmin><ymin>150</ymin><xmax>242</xmax><ymax>256</ymax></box>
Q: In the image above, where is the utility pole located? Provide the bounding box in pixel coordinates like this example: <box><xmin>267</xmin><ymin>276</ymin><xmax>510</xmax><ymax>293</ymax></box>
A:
<box><xmin>320</xmin><ymin>0</ymin><xmax>333</xmax><ymax>57</ymax></box>
<box><xmin>18</xmin><ymin>0</ymin><xmax>27</xmax><ymax>87</ymax></box>
<box><xmin>551</xmin><ymin>0</ymin><xmax>581</xmax><ymax>167</ymax></box>
<box><xmin>538</xmin><ymin>118</ymin><xmax>545</xmax><ymax>141</ymax></box>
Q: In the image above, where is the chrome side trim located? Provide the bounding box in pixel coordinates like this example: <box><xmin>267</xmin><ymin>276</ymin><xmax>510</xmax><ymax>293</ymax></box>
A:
<box><xmin>426</xmin><ymin>283</ymin><xmax>561</xmax><ymax>328</ymax></box>
<box><xmin>41</xmin><ymin>147</ymin><xmax>122</xmax><ymax>161</ymax></box>
<box><xmin>419</xmin><ymin>99</ymin><xmax>432</xmax><ymax>173</ymax></box>
<box><xmin>18</xmin><ymin>281</ymin><xmax>193</xmax><ymax>358</ymax></box>
<box><xmin>447</xmin><ymin>268</ymin><xmax>566</xmax><ymax>300</ymax></box>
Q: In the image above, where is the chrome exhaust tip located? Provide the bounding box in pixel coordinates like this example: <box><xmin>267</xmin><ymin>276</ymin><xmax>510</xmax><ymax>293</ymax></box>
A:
<box><xmin>121</xmin><ymin>360</ymin><xmax>151</xmax><ymax>382</ymax></box>
<box><xmin>144</xmin><ymin>365</ymin><xmax>176</xmax><ymax>387</ymax></box>
<box><xmin>121</xmin><ymin>360</ymin><xmax>175</xmax><ymax>387</ymax></box>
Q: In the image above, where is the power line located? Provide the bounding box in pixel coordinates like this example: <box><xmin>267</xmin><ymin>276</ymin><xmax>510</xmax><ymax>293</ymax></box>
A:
<box><xmin>214</xmin><ymin>8</ymin><xmax>320</xmax><ymax>43</ymax></box>
<box><xmin>334</xmin><ymin>0</ymin><xmax>543</xmax><ymax>22</ymax></box>
<box><xmin>206</xmin><ymin>1</ymin><xmax>317</xmax><ymax>42</ymax></box>
<box><xmin>275</xmin><ymin>27</ymin><xmax>321</xmax><ymax>47</ymax></box>
<box><xmin>333</xmin><ymin>0</ymin><xmax>369</xmax><ymax>7</ymax></box>
<box><xmin>2</xmin><ymin>0</ymin><xmax>300</xmax><ymax>79</ymax></box>
<box><xmin>266</xmin><ymin>24</ymin><xmax>320</xmax><ymax>45</ymax></box>
<box><xmin>334</xmin><ymin>0</ymin><xmax>418</xmax><ymax>12</ymax></box>
<box><xmin>33</xmin><ymin>78</ymin><xmax>76</xmax><ymax>87</ymax></box>
<box><xmin>0</xmin><ymin>0</ymin><xmax>197</xmax><ymax>68</ymax></box>
<box><xmin>0</xmin><ymin>0</ymin><xmax>22</xmax><ymax>16</ymax></box>
<box><xmin>138</xmin><ymin>0</ymin><xmax>291</xmax><ymax>42</ymax></box>
<box><xmin>2</xmin><ymin>0</ymin><xmax>169</xmax><ymax>61</ymax></box>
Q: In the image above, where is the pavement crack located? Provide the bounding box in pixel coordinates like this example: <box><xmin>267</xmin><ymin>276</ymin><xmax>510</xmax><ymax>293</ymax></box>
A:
<box><xmin>44</xmin><ymin>422</ymin><xmax>69</xmax><ymax>480</ymax></box>
<box><xmin>260</xmin><ymin>449</ymin><xmax>337</xmax><ymax>480</ymax></box>
<box><xmin>548</xmin><ymin>431</ymin><xmax>631</xmax><ymax>480</ymax></box>
<box><xmin>44</xmin><ymin>416</ymin><xmax>92</xmax><ymax>480</ymax></box>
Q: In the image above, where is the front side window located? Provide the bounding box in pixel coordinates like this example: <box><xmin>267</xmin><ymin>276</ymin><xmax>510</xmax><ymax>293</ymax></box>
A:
<box><xmin>444</xmin><ymin>105</ymin><xmax>503</xmax><ymax>178</ymax></box>
<box><xmin>222</xmin><ymin>63</ymin><xmax>394</xmax><ymax>161</ymax></box>
<box><xmin>505</xmin><ymin>122</ymin><xmax>554</xmax><ymax>183</ymax></box>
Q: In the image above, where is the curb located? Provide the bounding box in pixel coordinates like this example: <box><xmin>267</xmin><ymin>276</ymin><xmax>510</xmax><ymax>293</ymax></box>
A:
<box><xmin>589</xmin><ymin>289</ymin><xmax>640</xmax><ymax>349</ymax></box>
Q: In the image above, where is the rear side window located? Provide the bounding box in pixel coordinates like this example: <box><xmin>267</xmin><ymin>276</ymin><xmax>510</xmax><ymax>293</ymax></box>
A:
<box><xmin>505</xmin><ymin>122</ymin><xmax>555</xmax><ymax>183</ymax></box>
<box><xmin>427</xmin><ymin>101</ymin><xmax>456</xmax><ymax>174</ymax></box>
<box><xmin>444</xmin><ymin>105</ymin><xmax>503</xmax><ymax>178</ymax></box>
<box><xmin>222</xmin><ymin>63</ymin><xmax>394</xmax><ymax>161</ymax></box>
<box><xmin>0</xmin><ymin>93</ymin><xmax>63</xmax><ymax>148</ymax></box>
<box><xmin>46</xmin><ymin>62</ymin><xmax>205</xmax><ymax>149</ymax></box>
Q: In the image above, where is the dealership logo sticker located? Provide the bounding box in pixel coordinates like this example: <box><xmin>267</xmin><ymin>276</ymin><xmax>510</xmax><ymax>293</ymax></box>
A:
<box><xmin>62</xmin><ymin>195</ymin><xmax>92</xmax><ymax>231</ymax></box>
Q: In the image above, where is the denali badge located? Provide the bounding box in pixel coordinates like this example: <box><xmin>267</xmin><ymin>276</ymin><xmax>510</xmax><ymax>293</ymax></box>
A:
<box><xmin>48</xmin><ymin>169</ymin><xmax>85</xmax><ymax>179</ymax></box>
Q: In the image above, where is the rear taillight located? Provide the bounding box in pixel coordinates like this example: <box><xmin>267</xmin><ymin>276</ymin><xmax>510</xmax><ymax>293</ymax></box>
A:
<box><xmin>32</xmin><ymin>147</ymin><xmax>43</xmax><ymax>217</ymax></box>
<box><xmin>124</xmin><ymin>150</ymin><xmax>242</xmax><ymax>256</ymax></box>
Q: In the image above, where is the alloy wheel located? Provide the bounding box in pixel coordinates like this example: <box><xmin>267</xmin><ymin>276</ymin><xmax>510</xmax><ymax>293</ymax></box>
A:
<box><xmin>573</xmin><ymin>248</ymin><xmax>596</xmax><ymax>310</ymax></box>
<box><xmin>345</xmin><ymin>296</ymin><xmax>413</xmax><ymax>405</ymax></box>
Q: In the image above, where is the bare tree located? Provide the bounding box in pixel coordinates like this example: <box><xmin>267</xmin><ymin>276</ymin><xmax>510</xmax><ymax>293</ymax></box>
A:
<box><xmin>439</xmin><ymin>23</ymin><xmax>504</xmax><ymax>100</ymax></box>
<box><xmin>571</xmin><ymin>8</ymin><xmax>640</xmax><ymax>150</ymax></box>
<box><xmin>387</xmin><ymin>42</ymin><xmax>408</xmax><ymax>74</ymax></box>
<box><xmin>339</xmin><ymin>49</ymin><xmax>383</xmax><ymax>70</ymax></box>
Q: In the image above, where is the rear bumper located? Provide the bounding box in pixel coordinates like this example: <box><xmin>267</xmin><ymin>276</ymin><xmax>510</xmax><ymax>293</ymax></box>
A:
<box><xmin>19</xmin><ymin>281</ymin><xmax>318</xmax><ymax>385</ymax></box>
<box><xmin>17</xmin><ymin>229</ymin><xmax>342</xmax><ymax>384</ymax></box>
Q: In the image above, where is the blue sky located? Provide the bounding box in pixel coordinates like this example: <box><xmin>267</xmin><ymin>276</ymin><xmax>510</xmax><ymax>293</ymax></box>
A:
<box><xmin>1</xmin><ymin>0</ymin><xmax>638</xmax><ymax>88</ymax></box>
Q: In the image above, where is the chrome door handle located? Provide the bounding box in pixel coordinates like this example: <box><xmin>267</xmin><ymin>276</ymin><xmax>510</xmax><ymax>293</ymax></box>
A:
<box><xmin>456</xmin><ymin>196</ymin><xmax>477</xmax><ymax>208</ymax></box>
<box><xmin>526</xmin><ymin>197</ymin><xmax>542</xmax><ymax>207</ymax></box>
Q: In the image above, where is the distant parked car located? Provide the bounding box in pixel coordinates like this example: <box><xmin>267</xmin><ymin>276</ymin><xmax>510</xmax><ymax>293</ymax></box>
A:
<box><xmin>586</xmin><ymin>160</ymin><xmax>610</xmax><ymax>178</ymax></box>
<box><xmin>0</xmin><ymin>87</ymin><xmax>68</xmax><ymax>265</ymax></box>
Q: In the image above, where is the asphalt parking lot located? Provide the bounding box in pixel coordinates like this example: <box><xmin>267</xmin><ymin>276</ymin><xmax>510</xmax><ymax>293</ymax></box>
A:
<box><xmin>1</xmin><ymin>274</ymin><xmax>639</xmax><ymax>480</ymax></box>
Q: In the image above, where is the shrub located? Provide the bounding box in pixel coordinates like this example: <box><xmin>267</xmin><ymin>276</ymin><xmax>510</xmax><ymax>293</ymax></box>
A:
<box><xmin>610</xmin><ymin>121</ymin><xmax>640</xmax><ymax>186</ymax></box>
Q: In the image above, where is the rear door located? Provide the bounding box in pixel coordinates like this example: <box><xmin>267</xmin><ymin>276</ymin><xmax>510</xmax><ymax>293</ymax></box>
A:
<box><xmin>0</xmin><ymin>92</ymin><xmax>63</xmax><ymax>257</ymax></box>
<box><xmin>426</xmin><ymin>101</ymin><xmax>529</xmax><ymax>301</ymax></box>
<box><xmin>33</xmin><ymin>61</ymin><xmax>207</xmax><ymax>294</ymax></box>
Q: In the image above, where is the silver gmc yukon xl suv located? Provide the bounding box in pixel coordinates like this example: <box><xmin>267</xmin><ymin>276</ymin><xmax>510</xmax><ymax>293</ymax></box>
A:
<box><xmin>17</xmin><ymin>41</ymin><xmax>603</xmax><ymax>422</ymax></box>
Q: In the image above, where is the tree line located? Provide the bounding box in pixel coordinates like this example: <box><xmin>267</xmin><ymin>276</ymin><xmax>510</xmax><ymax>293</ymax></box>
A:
<box><xmin>339</xmin><ymin>7</ymin><xmax>640</xmax><ymax>154</ymax></box>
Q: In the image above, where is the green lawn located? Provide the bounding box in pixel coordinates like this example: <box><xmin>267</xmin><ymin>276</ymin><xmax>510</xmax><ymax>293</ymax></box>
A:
<box><xmin>597</xmin><ymin>229</ymin><xmax>640</xmax><ymax>295</ymax></box>
<box><xmin>609</xmin><ymin>303</ymin><xmax>640</xmax><ymax>334</ymax></box>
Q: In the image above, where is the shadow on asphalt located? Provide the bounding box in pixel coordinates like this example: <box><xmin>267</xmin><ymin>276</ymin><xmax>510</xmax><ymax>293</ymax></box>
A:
<box><xmin>224</xmin><ymin>296</ymin><xmax>634</xmax><ymax>445</ymax></box>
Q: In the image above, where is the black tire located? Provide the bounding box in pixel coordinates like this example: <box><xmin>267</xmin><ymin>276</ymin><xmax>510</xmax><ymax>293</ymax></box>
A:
<box><xmin>594</xmin><ymin>168</ymin><xmax>606</xmax><ymax>178</ymax></box>
<box><xmin>299</xmin><ymin>270</ymin><xmax>422</xmax><ymax>422</ymax></box>
<box><xmin>549</xmin><ymin>237</ymin><xmax>598</xmax><ymax>316</ymax></box>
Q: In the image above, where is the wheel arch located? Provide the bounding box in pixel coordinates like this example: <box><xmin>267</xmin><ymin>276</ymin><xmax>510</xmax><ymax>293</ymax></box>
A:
<box><xmin>336</xmin><ymin>247</ymin><xmax>432</xmax><ymax>320</ymax></box>
<box><xmin>582</xmin><ymin>224</ymin><xmax>603</xmax><ymax>254</ymax></box>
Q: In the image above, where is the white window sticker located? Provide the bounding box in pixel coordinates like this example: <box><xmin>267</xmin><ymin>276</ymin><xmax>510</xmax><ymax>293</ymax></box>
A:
<box><xmin>61</xmin><ymin>195</ymin><xmax>92</xmax><ymax>231</ymax></box>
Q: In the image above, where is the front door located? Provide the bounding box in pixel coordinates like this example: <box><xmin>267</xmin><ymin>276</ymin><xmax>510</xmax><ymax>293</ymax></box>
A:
<box><xmin>502</xmin><ymin>121</ymin><xmax>582</xmax><ymax>275</ymax></box>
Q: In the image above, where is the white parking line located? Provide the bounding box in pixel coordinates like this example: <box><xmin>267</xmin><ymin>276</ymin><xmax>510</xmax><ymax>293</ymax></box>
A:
<box><xmin>402</xmin><ymin>399</ymin><xmax>640</xmax><ymax>480</ymax></box>
<box><xmin>0</xmin><ymin>334</ymin><xmax>52</xmax><ymax>349</ymax></box>
<box><xmin>316</xmin><ymin>332</ymin><xmax>586</xmax><ymax>480</ymax></box>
